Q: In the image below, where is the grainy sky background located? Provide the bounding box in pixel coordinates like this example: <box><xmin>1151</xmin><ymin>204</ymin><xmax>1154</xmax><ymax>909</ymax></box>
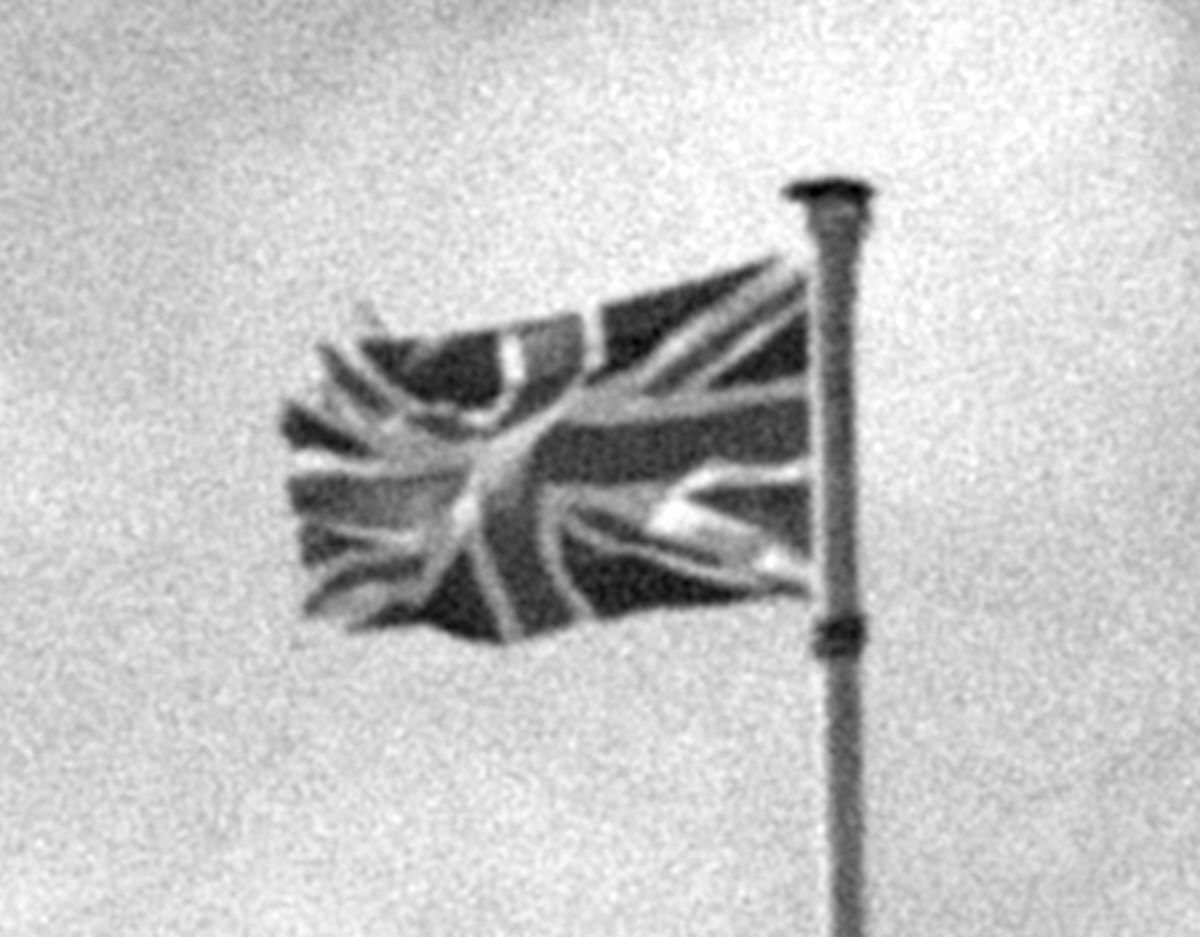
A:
<box><xmin>2</xmin><ymin>1</ymin><xmax>1199</xmax><ymax>933</ymax></box>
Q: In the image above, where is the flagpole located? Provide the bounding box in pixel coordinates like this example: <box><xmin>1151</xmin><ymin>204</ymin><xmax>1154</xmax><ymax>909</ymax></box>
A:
<box><xmin>784</xmin><ymin>178</ymin><xmax>874</xmax><ymax>937</ymax></box>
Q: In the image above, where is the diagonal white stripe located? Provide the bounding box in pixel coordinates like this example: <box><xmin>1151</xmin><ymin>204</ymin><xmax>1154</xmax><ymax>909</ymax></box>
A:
<box><xmin>606</xmin><ymin>257</ymin><xmax>798</xmax><ymax>394</ymax></box>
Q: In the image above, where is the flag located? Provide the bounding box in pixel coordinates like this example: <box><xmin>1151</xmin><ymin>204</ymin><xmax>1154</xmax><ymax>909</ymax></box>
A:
<box><xmin>281</xmin><ymin>255</ymin><xmax>814</xmax><ymax>643</ymax></box>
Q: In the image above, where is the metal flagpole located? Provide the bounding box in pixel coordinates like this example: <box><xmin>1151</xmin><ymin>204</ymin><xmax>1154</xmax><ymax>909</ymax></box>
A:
<box><xmin>784</xmin><ymin>178</ymin><xmax>874</xmax><ymax>937</ymax></box>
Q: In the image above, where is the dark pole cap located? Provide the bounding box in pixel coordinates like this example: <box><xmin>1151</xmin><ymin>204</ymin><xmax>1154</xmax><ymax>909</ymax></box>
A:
<box><xmin>782</xmin><ymin>177</ymin><xmax>875</xmax><ymax>206</ymax></box>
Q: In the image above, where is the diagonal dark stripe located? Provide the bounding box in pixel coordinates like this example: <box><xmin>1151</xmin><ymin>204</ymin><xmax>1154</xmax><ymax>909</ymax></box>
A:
<box><xmin>363</xmin><ymin>333</ymin><xmax>502</xmax><ymax>410</ymax></box>
<box><xmin>536</xmin><ymin>397</ymin><xmax>807</xmax><ymax>486</ymax></box>
<box><xmin>693</xmin><ymin>482</ymin><xmax>812</xmax><ymax>554</ymax></box>
<box><xmin>560</xmin><ymin>523</ymin><xmax>754</xmax><ymax>619</ymax></box>
<box><xmin>299</xmin><ymin>522</ymin><xmax>380</xmax><ymax>567</ymax></box>
<box><xmin>303</xmin><ymin>554</ymin><xmax>424</xmax><ymax>615</ymax></box>
<box><xmin>713</xmin><ymin>314</ymin><xmax>807</xmax><ymax>389</ymax></box>
<box><xmin>280</xmin><ymin>404</ymin><xmax>374</xmax><ymax>458</ymax></box>
<box><xmin>410</xmin><ymin>551</ymin><xmax>504</xmax><ymax>641</ymax></box>
<box><xmin>589</xmin><ymin>260</ymin><xmax>772</xmax><ymax>383</ymax></box>
<box><xmin>288</xmin><ymin>471</ymin><xmax>465</xmax><ymax>530</ymax></box>
<box><xmin>358</xmin><ymin>338</ymin><xmax>417</xmax><ymax>388</ymax></box>
<box><xmin>643</xmin><ymin>277</ymin><xmax>806</xmax><ymax>395</ymax></box>
<box><xmin>320</xmin><ymin>345</ymin><xmax>394</xmax><ymax>416</ymax></box>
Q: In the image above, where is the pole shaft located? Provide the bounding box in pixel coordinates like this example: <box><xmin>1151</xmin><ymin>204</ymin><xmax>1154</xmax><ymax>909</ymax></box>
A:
<box><xmin>784</xmin><ymin>178</ymin><xmax>873</xmax><ymax>937</ymax></box>
<box><xmin>822</xmin><ymin>653</ymin><xmax>866</xmax><ymax>937</ymax></box>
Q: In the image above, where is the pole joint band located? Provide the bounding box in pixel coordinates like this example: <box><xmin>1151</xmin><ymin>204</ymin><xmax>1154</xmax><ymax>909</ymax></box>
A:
<box><xmin>812</xmin><ymin>613</ymin><xmax>868</xmax><ymax>660</ymax></box>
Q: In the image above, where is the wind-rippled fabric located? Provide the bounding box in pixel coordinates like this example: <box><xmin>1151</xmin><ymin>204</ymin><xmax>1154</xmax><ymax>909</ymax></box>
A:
<box><xmin>281</xmin><ymin>256</ymin><xmax>814</xmax><ymax>643</ymax></box>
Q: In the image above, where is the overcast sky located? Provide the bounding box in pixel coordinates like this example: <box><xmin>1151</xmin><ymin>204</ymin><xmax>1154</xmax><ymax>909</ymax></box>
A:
<box><xmin>2</xmin><ymin>1</ymin><xmax>1199</xmax><ymax>934</ymax></box>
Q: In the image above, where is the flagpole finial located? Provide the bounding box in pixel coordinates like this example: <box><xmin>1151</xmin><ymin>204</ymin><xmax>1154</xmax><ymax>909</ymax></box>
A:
<box><xmin>782</xmin><ymin>177</ymin><xmax>875</xmax><ymax>232</ymax></box>
<box><xmin>782</xmin><ymin>177</ymin><xmax>874</xmax><ymax>206</ymax></box>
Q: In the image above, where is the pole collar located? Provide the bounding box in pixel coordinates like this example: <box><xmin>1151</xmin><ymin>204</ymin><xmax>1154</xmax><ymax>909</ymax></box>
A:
<box><xmin>812</xmin><ymin>613</ymin><xmax>869</xmax><ymax>660</ymax></box>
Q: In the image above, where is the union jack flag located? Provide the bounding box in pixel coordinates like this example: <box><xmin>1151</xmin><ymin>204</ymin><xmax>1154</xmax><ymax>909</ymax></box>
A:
<box><xmin>281</xmin><ymin>256</ymin><xmax>814</xmax><ymax>643</ymax></box>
